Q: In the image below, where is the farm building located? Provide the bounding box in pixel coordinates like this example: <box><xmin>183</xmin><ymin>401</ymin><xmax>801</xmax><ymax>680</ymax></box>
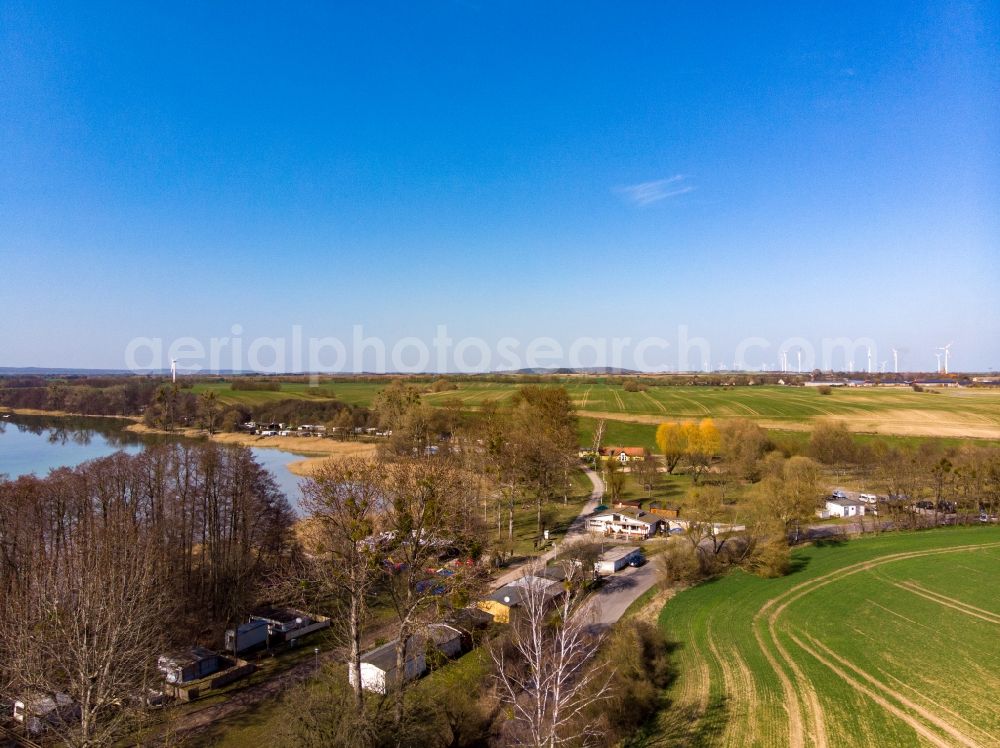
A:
<box><xmin>350</xmin><ymin>623</ymin><xmax>464</xmax><ymax>694</ymax></box>
<box><xmin>13</xmin><ymin>693</ymin><xmax>78</xmax><ymax>735</ymax></box>
<box><xmin>587</xmin><ymin>509</ymin><xmax>663</xmax><ymax>539</ymax></box>
<box><xmin>824</xmin><ymin>498</ymin><xmax>867</xmax><ymax>518</ymax></box>
<box><xmin>157</xmin><ymin>647</ymin><xmax>222</xmax><ymax>685</ymax></box>
<box><xmin>594</xmin><ymin>546</ymin><xmax>642</xmax><ymax>574</ymax></box>
<box><xmin>599</xmin><ymin>446</ymin><xmax>648</xmax><ymax>463</ymax></box>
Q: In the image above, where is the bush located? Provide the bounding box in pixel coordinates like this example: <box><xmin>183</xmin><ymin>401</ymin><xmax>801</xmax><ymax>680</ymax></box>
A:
<box><xmin>818</xmin><ymin>385</ymin><xmax>833</xmax><ymax>395</ymax></box>
<box><xmin>659</xmin><ymin>542</ymin><xmax>706</xmax><ymax>585</ymax></box>
<box><xmin>427</xmin><ymin>378</ymin><xmax>458</xmax><ymax>393</ymax></box>
<box><xmin>748</xmin><ymin>537</ymin><xmax>792</xmax><ymax>578</ymax></box>
<box><xmin>585</xmin><ymin>620</ymin><xmax>675</xmax><ymax>745</ymax></box>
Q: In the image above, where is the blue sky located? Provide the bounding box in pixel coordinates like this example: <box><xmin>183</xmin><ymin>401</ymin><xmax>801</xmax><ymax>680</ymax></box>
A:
<box><xmin>1</xmin><ymin>2</ymin><xmax>997</xmax><ymax>372</ymax></box>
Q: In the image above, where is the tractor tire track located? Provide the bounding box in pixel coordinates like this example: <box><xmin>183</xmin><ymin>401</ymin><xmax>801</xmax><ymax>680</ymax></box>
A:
<box><xmin>707</xmin><ymin>630</ymin><xmax>760</xmax><ymax>746</ymax></box>
<box><xmin>794</xmin><ymin>633</ymin><xmax>984</xmax><ymax>748</ymax></box>
<box><xmin>755</xmin><ymin>542</ymin><xmax>1000</xmax><ymax>748</ymax></box>
<box><xmin>894</xmin><ymin>581</ymin><xmax>1000</xmax><ymax>624</ymax></box>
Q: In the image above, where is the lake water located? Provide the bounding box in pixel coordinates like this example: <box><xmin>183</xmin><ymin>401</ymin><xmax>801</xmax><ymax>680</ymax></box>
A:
<box><xmin>0</xmin><ymin>413</ymin><xmax>305</xmax><ymax>510</ymax></box>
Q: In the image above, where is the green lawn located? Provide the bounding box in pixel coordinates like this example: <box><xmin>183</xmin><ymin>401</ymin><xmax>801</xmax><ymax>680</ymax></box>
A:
<box><xmin>641</xmin><ymin>526</ymin><xmax>1000</xmax><ymax>747</ymax></box>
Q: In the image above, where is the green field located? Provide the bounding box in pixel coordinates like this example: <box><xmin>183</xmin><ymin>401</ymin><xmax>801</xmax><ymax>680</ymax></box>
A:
<box><xmin>339</xmin><ymin>381</ymin><xmax>1000</xmax><ymax>439</ymax></box>
<box><xmin>187</xmin><ymin>379</ymin><xmax>1000</xmax><ymax>441</ymax></box>
<box><xmin>645</xmin><ymin>527</ymin><xmax>1000</xmax><ymax>747</ymax></box>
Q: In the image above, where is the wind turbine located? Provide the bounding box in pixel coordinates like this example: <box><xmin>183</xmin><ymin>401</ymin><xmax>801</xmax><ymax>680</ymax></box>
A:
<box><xmin>937</xmin><ymin>342</ymin><xmax>953</xmax><ymax>375</ymax></box>
<box><xmin>880</xmin><ymin>361</ymin><xmax>887</xmax><ymax>374</ymax></box>
<box><xmin>797</xmin><ymin>349</ymin><xmax>802</xmax><ymax>374</ymax></box>
<box><xmin>171</xmin><ymin>359</ymin><xmax>177</xmax><ymax>383</ymax></box>
<box><xmin>866</xmin><ymin>346</ymin><xmax>873</xmax><ymax>374</ymax></box>
<box><xmin>934</xmin><ymin>352</ymin><xmax>942</xmax><ymax>374</ymax></box>
<box><xmin>848</xmin><ymin>359</ymin><xmax>854</xmax><ymax>374</ymax></box>
<box><xmin>891</xmin><ymin>348</ymin><xmax>899</xmax><ymax>374</ymax></box>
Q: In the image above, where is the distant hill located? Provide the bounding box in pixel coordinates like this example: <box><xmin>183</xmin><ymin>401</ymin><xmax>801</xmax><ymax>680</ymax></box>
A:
<box><xmin>0</xmin><ymin>367</ymin><xmax>137</xmax><ymax>376</ymax></box>
<box><xmin>498</xmin><ymin>367</ymin><xmax>641</xmax><ymax>375</ymax></box>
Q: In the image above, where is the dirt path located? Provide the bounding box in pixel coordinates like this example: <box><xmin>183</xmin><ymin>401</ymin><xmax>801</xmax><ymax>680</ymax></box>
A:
<box><xmin>640</xmin><ymin>390</ymin><xmax>667</xmax><ymax>414</ymax></box>
<box><xmin>893</xmin><ymin>581</ymin><xmax>1000</xmax><ymax>624</ymax></box>
<box><xmin>490</xmin><ymin>467</ymin><xmax>604</xmax><ymax>590</ymax></box>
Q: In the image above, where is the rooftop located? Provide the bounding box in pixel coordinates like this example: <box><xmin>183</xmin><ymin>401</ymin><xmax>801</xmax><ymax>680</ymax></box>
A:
<box><xmin>158</xmin><ymin>646</ymin><xmax>218</xmax><ymax>668</ymax></box>
<box><xmin>598</xmin><ymin>545</ymin><xmax>640</xmax><ymax>562</ymax></box>
<box><xmin>828</xmin><ymin>498</ymin><xmax>866</xmax><ymax>507</ymax></box>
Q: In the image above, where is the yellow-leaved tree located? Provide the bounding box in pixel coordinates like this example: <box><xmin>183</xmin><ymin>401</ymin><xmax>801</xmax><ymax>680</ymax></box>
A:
<box><xmin>655</xmin><ymin>421</ymin><xmax>688</xmax><ymax>474</ymax></box>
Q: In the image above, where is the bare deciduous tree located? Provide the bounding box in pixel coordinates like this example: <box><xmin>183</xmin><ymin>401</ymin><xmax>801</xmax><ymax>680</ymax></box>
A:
<box><xmin>299</xmin><ymin>457</ymin><xmax>386</xmax><ymax>717</ymax></box>
<box><xmin>381</xmin><ymin>458</ymin><xmax>485</xmax><ymax>727</ymax></box>
<box><xmin>2</xmin><ymin>518</ymin><xmax>168</xmax><ymax>747</ymax></box>
<box><xmin>491</xmin><ymin>564</ymin><xmax>611</xmax><ymax>747</ymax></box>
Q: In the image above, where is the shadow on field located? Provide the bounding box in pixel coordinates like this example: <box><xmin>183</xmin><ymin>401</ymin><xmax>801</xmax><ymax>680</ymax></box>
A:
<box><xmin>625</xmin><ymin>636</ymin><xmax>727</xmax><ymax>748</ymax></box>
<box><xmin>628</xmin><ymin>692</ymin><xmax>729</xmax><ymax>748</ymax></box>
<box><xmin>787</xmin><ymin>555</ymin><xmax>810</xmax><ymax>575</ymax></box>
<box><xmin>812</xmin><ymin>535</ymin><xmax>849</xmax><ymax>548</ymax></box>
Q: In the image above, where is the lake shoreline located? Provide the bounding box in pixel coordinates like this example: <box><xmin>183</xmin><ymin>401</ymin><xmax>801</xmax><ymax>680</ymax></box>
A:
<box><xmin>1</xmin><ymin>408</ymin><xmax>379</xmax><ymax>477</ymax></box>
<box><xmin>123</xmin><ymin>422</ymin><xmax>378</xmax><ymax>475</ymax></box>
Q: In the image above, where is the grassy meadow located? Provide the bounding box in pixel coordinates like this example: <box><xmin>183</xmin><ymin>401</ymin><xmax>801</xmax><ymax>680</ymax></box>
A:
<box><xmin>643</xmin><ymin>527</ymin><xmax>1000</xmax><ymax>748</ymax></box>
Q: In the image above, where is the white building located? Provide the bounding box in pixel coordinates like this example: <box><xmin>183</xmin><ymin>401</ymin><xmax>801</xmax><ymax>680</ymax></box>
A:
<box><xmin>350</xmin><ymin>623</ymin><xmax>463</xmax><ymax>694</ymax></box>
<box><xmin>587</xmin><ymin>509</ymin><xmax>662</xmax><ymax>539</ymax></box>
<box><xmin>594</xmin><ymin>546</ymin><xmax>642</xmax><ymax>574</ymax></box>
<box><xmin>825</xmin><ymin>498</ymin><xmax>867</xmax><ymax>518</ymax></box>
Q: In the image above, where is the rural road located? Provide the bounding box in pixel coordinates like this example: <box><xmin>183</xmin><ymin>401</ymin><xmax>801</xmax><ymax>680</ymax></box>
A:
<box><xmin>491</xmin><ymin>466</ymin><xmax>605</xmax><ymax>589</ymax></box>
<box><xmin>491</xmin><ymin>466</ymin><xmax>661</xmax><ymax>629</ymax></box>
<box><xmin>583</xmin><ymin>558</ymin><xmax>661</xmax><ymax>629</ymax></box>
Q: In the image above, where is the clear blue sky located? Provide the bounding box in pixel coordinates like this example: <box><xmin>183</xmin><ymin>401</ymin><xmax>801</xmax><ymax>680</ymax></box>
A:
<box><xmin>1</xmin><ymin>2</ymin><xmax>997</xmax><ymax>372</ymax></box>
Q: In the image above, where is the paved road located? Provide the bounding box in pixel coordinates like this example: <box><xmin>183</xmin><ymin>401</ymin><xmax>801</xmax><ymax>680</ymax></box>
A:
<box><xmin>582</xmin><ymin>558</ymin><xmax>661</xmax><ymax>629</ymax></box>
<box><xmin>491</xmin><ymin>467</ymin><xmax>605</xmax><ymax>589</ymax></box>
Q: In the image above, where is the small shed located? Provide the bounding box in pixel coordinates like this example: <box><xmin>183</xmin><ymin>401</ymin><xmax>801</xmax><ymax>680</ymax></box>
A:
<box><xmin>427</xmin><ymin>623</ymin><xmax>464</xmax><ymax>659</ymax></box>
<box><xmin>225</xmin><ymin>619</ymin><xmax>269</xmax><ymax>654</ymax></box>
<box><xmin>352</xmin><ymin>638</ymin><xmax>424</xmax><ymax>695</ymax></box>
<box><xmin>350</xmin><ymin>623</ymin><xmax>464</xmax><ymax>694</ymax></box>
<box><xmin>647</xmin><ymin>502</ymin><xmax>681</xmax><ymax>519</ymax></box>
<box><xmin>826</xmin><ymin>498</ymin><xmax>867</xmax><ymax>518</ymax></box>
<box><xmin>250</xmin><ymin>606</ymin><xmax>331</xmax><ymax>642</ymax></box>
<box><xmin>595</xmin><ymin>546</ymin><xmax>642</xmax><ymax>575</ymax></box>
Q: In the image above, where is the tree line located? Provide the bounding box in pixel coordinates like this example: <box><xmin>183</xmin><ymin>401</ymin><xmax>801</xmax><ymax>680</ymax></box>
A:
<box><xmin>0</xmin><ymin>443</ymin><xmax>295</xmax><ymax>746</ymax></box>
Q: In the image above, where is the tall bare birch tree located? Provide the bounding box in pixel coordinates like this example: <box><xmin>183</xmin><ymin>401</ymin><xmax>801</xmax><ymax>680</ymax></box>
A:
<box><xmin>491</xmin><ymin>564</ymin><xmax>611</xmax><ymax>747</ymax></box>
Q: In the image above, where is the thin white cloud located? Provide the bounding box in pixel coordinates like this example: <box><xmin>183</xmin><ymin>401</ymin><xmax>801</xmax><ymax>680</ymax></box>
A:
<box><xmin>617</xmin><ymin>175</ymin><xmax>695</xmax><ymax>207</ymax></box>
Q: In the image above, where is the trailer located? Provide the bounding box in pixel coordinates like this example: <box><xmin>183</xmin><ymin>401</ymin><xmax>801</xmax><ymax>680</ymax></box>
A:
<box><xmin>225</xmin><ymin>619</ymin><xmax>269</xmax><ymax>654</ymax></box>
<box><xmin>250</xmin><ymin>606</ymin><xmax>331</xmax><ymax>644</ymax></box>
<box><xmin>157</xmin><ymin>647</ymin><xmax>222</xmax><ymax>685</ymax></box>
